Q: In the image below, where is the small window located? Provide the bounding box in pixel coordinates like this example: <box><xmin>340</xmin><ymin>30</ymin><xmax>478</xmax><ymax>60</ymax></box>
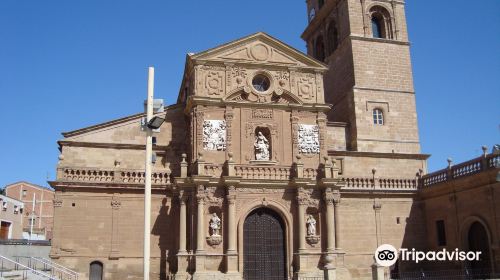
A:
<box><xmin>315</xmin><ymin>36</ymin><xmax>325</xmax><ymax>62</ymax></box>
<box><xmin>2</xmin><ymin>201</ymin><xmax>7</xmax><ymax>211</ymax></box>
<box><xmin>14</xmin><ymin>205</ymin><xmax>18</xmax><ymax>214</ymax></box>
<box><xmin>23</xmin><ymin>190</ymin><xmax>27</xmax><ymax>197</ymax></box>
<box><xmin>371</xmin><ymin>16</ymin><xmax>383</xmax><ymax>38</ymax></box>
<box><xmin>373</xmin><ymin>109</ymin><xmax>384</xmax><ymax>125</ymax></box>
<box><xmin>436</xmin><ymin>220</ymin><xmax>447</xmax><ymax>246</ymax></box>
<box><xmin>327</xmin><ymin>21</ymin><xmax>339</xmax><ymax>55</ymax></box>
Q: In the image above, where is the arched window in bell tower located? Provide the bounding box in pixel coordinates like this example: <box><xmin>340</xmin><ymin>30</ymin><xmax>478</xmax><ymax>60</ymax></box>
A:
<box><xmin>314</xmin><ymin>36</ymin><xmax>325</xmax><ymax>62</ymax></box>
<box><xmin>371</xmin><ymin>16</ymin><xmax>383</xmax><ymax>38</ymax></box>
<box><xmin>369</xmin><ymin>6</ymin><xmax>393</xmax><ymax>39</ymax></box>
<box><xmin>327</xmin><ymin>21</ymin><xmax>339</xmax><ymax>55</ymax></box>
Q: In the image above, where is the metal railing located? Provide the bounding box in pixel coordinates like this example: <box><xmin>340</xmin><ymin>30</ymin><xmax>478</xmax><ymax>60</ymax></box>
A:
<box><xmin>0</xmin><ymin>255</ymin><xmax>55</xmax><ymax>280</ymax></box>
<box><xmin>391</xmin><ymin>268</ymin><xmax>500</xmax><ymax>279</ymax></box>
<box><xmin>36</xmin><ymin>257</ymin><xmax>78</xmax><ymax>280</ymax></box>
<box><xmin>13</xmin><ymin>256</ymin><xmax>78</xmax><ymax>280</ymax></box>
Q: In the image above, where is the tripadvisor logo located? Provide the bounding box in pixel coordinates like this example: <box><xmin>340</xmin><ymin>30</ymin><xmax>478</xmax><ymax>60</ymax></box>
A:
<box><xmin>375</xmin><ymin>244</ymin><xmax>398</xmax><ymax>267</ymax></box>
<box><xmin>375</xmin><ymin>244</ymin><xmax>483</xmax><ymax>267</ymax></box>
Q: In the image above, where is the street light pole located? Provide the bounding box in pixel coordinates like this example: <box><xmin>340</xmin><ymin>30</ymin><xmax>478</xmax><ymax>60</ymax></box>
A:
<box><xmin>143</xmin><ymin>66</ymin><xmax>154</xmax><ymax>280</ymax></box>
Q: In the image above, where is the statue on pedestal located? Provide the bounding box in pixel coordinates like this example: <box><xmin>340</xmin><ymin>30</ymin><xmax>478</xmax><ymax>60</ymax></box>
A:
<box><xmin>254</xmin><ymin>131</ymin><xmax>270</xmax><ymax>160</ymax></box>
<box><xmin>209</xmin><ymin>213</ymin><xmax>221</xmax><ymax>236</ymax></box>
<box><xmin>306</xmin><ymin>215</ymin><xmax>316</xmax><ymax>236</ymax></box>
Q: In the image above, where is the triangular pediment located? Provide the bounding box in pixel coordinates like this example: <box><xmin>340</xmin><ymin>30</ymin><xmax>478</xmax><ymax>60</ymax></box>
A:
<box><xmin>190</xmin><ymin>32</ymin><xmax>327</xmax><ymax>70</ymax></box>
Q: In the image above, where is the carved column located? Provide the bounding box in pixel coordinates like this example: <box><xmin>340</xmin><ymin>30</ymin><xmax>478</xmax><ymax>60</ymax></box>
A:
<box><xmin>334</xmin><ymin>196</ymin><xmax>342</xmax><ymax>250</ymax></box>
<box><xmin>324</xmin><ymin>189</ymin><xmax>337</xmax><ymax>253</ymax></box>
<box><xmin>195</xmin><ymin>185</ymin><xmax>206</xmax><ymax>273</ymax></box>
<box><xmin>297</xmin><ymin>188</ymin><xmax>308</xmax><ymax>251</ymax></box>
<box><xmin>196</xmin><ymin>187</ymin><xmax>206</xmax><ymax>253</ymax></box>
<box><xmin>109</xmin><ymin>196</ymin><xmax>121</xmax><ymax>259</ymax></box>
<box><xmin>373</xmin><ymin>199</ymin><xmax>382</xmax><ymax>247</ymax></box>
<box><xmin>179</xmin><ymin>193</ymin><xmax>187</xmax><ymax>253</ymax></box>
<box><xmin>177</xmin><ymin>191</ymin><xmax>190</xmax><ymax>277</ymax></box>
<box><xmin>226</xmin><ymin>186</ymin><xmax>238</xmax><ymax>272</ymax></box>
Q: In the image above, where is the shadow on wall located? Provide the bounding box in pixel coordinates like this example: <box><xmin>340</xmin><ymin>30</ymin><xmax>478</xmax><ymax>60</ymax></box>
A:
<box><xmin>152</xmin><ymin>197</ymin><xmax>177</xmax><ymax>280</ymax></box>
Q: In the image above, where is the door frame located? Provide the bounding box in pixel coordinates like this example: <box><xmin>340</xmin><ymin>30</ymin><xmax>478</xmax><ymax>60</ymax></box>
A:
<box><xmin>237</xmin><ymin>200</ymin><xmax>293</xmax><ymax>278</ymax></box>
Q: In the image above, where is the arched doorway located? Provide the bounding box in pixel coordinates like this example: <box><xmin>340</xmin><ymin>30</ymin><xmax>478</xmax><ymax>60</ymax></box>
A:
<box><xmin>89</xmin><ymin>261</ymin><xmax>103</xmax><ymax>280</ymax></box>
<box><xmin>467</xmin><ymin>221</ymin><xmax>491</xmax><ymax>274</ymax></box>
<box><xmin>243</xmin><ymin>208</ymin><xmax>286</xmax><ymax>280</ymax></box>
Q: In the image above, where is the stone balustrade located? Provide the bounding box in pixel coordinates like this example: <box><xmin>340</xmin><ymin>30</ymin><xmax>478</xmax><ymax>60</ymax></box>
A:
<box><xmin>421</xmin><ymin>153</ymin><xmax>499</xmax><ymax>188</ymax></box>
<box><xmin>58</xmin><ymin>167</ymin><xmax>171</xmax><ymax>184</ymax></box>
<box><xmin>234</xmin><ymin>165</ymin><xmax>291</xmax><ymax>180</ymax></box>
<box><xmin>341</xmin><ymin>177</ymin><xmax>418</xmax><ymax>191</ymax></box>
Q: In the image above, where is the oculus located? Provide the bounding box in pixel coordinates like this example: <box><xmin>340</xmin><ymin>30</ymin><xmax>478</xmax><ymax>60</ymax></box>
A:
<box><xmin>252</xmin><ymin>74</ymin><xmax>271</xmax><ymax>92</ymax></box>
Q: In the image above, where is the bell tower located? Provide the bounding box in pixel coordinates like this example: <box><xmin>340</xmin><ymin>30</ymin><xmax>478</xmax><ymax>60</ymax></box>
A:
<box><xmin>302</xmin><ymin>0</ymin><xmax>421</xmax><ymax>154</ymax></box>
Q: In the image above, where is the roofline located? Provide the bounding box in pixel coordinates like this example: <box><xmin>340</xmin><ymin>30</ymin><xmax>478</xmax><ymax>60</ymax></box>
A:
<box><xmin>189</xmin><ymin>31</ymin><xmax>328</xmax><ymax>70</ymax></box>
<box><xmin>61</xmin><ymin>103</ymin><xmax>184</xmax><ymax>138</ymax></box>
<box><xmin>3</xmin><ymin>181</ymin><xmax>54</xmax><ymax>192</ymax></box>
<box><xmin>0</xmin><ymin>194</ymin><xmax>25</xmax><ymax>205</ymax></box>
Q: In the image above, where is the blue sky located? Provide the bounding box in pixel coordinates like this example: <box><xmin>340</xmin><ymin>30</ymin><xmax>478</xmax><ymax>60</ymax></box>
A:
<box><xmin>0</xmin><ymin>0</ymin><xmax>499</xmax><ymax>188</ymax></box>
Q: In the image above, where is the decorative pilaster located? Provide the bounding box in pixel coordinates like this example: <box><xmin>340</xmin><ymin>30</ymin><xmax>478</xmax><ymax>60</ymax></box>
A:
<box><xmin>49</xmin><ymin>198</ymin><xmax>63</xmax><ymax>259</ymax></box>
<box><xmin>109</xmin><ymin>196</ymin><xmax>121</xmax><ymax>259</ymax></box>
<box><xmin>225</xmin><ymin>107</ymin><xmax>234</xmax><ymax>157</ymax></box>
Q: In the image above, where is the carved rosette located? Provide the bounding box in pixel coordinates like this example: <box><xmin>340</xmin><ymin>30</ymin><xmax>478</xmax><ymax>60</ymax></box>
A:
<box><xmin>297</xmin><ymin>75</ymin><xmax>315</xmax><ymax>100</ymax></box>
<box><xmin>205</xmin><ymin>71</ymin><xmax>224</xmax><ymax>95</ymax></box>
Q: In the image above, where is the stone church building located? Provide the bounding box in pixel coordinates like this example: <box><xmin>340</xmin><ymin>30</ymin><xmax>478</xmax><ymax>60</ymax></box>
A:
<box><xmin>48</xmin><ymin>0</ymin><xmax>499</xmax><ymax>279</ymax></box>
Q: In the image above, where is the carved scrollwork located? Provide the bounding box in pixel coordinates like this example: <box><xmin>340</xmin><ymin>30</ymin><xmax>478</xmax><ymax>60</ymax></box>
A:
<box><xmin>324</xmin><ymin>189</ymin><xmax>341</xmax><ymax>206</ymax></box>
<box><xmin>53</xmin><ymin>199</ymin><xmax>63</xmax><ymax>207</ymax></box>
<box><xmin>111</xmin><ymin>200</ymin><xmax>121</xmax><ymax>209</ymax></box>
<box><xmin>296</xmin><ymin>187</ymin><xmax>319</xmax><ymax>207</ymax></box>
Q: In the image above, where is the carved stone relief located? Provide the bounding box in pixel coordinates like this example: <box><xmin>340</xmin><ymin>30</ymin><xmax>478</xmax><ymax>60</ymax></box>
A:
<box><xmin>203</xmin><ymin>120</ymin><xmax>226</xmax><ymax>151</ymax></box>
<box><xmin>298</xmin><ymin>124</ymin><xmax>320</xmax><ymax>154</ymax></box>
<box><xmin>205</xmin><ymin>71</ymin><xmax>224</xmax><ymax>95</ymax></box>
<box><xmin>297</xmin><ymin>76</ymin><xmax>315</xmax><ymax>100</ymax></box>
<box><xmin>251</xmin><ymin>109</ymin><xmax>273</xmax><ymax>119</ymax></box>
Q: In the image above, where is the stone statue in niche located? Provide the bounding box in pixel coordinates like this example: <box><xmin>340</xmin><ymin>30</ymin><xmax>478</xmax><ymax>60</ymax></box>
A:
<box><xmin>254</xmin><ymin>131</ymin><xmax>270</xmax><ymax>160</ymax></box>
<box><xmin>306</xmin><ymin>215</ymin><xmax>316</xmax><ymax>236</ymax></box>
<box><xmin>203</xmin><ymin>120</ymin><xmax>226</xmax><ymax>151</ymax></box>
<box><xmin>209</xmin><ymin>213</ymin><xmax>221</xmax><ymax>236</ymax></box>
<box><xmin>298</xmin><ymin>124</ymin><xmax>320</xmax><ymax>154</ymax></box>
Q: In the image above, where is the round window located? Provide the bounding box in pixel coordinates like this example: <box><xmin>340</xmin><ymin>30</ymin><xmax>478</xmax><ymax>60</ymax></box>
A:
<box><xmin>252</xmin><ymin>74</ymin><xmax>270</xmax><ymax>92</ymax></box>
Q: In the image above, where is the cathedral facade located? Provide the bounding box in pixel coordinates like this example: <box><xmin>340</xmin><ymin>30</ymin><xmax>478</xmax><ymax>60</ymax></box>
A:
<box><xmin>49</xmin><ymin>0</ymin><xmax>499</xmax><ymax>279</ymax></box>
